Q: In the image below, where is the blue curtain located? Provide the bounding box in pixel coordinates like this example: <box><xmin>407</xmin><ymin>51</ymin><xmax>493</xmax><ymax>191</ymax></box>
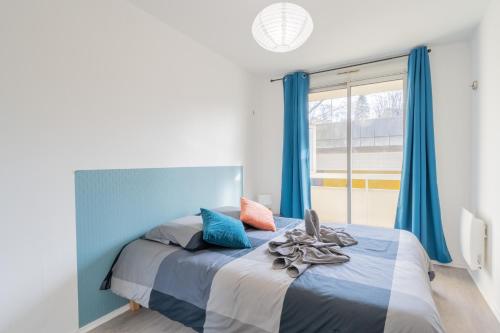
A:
<box><xmin>280</xmin><ymin>72</ymin><xmax>311</xmax><ymax>219</ymax></box>
<box><xmin>395</xmin><ymin>46</ymin><xmax>452</xmax><ymax>263</ymax></box>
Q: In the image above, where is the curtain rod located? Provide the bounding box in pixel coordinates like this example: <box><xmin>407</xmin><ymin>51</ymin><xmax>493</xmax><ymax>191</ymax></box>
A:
<box><xmin>270</xmin><ymin>48</ymin><xmax>431</xmax><ymax>83</ymax></box>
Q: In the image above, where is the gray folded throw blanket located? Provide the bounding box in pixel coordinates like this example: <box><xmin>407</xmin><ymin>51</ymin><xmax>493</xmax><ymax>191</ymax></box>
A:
<box><xmin>268</xmin><ymin>210</ymin><xmax>357</xmax><ymax>278</ymax></box>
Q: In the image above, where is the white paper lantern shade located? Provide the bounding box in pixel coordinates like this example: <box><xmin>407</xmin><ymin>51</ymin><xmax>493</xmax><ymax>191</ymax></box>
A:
<box><xmin>252</xmin><ymin>2</ymin><xmax>313</xmax><ymax>53</ymax></box>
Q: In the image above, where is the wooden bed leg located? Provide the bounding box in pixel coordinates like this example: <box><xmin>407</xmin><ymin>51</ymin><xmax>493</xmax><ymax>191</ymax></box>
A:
<box><xmin>129</xmin><ymin>300</ymin><xmax>140</xmax><ymax>312</ymax></box>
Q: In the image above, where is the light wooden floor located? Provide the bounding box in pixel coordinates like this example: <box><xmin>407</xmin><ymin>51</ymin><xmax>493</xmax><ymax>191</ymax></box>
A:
<box><xmin>91</xmin><ymin>265</ymin><xmax>500</xmax><ymax>333</ymax></box>
<box><xmin>431</xmin><ymin>265</ymin><xmax>499</xmax><ymax>332</ymax></box>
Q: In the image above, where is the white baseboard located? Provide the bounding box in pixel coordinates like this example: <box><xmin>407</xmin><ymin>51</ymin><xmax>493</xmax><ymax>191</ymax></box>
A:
<box><xmin>465</xmin><ymin>269</ymin><xmax>500</xmax><ymax>324</ymax></box>
<box><xmin>490</xmin><ymin>304</ymin><xmax>500</xmax><ymax>324</ymax></box>
<box><xmin>77</xmin><ymin>305</ymin><xmax>129</xmax><ymax>333</ymax></box>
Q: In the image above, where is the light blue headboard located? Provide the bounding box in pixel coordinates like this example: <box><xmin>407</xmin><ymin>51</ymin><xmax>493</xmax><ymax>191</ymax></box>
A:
<box><xmin>75</xmin><ymin>166</ymin><xmax>243</xmax><ymax>327</ymax></box>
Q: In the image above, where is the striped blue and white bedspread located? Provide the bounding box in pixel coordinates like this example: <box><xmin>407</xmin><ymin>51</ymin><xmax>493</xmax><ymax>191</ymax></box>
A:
<box><xmin>109</xmin><ymin>217</ymin><xmax>444</xmax><ymax>333</ymax></box>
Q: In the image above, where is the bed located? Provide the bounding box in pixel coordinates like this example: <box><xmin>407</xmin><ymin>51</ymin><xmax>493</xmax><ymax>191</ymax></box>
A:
<box><xmin>105</xmin><ymin>217</ymin><xmax>444</xmax><ymax>333</ymax></box>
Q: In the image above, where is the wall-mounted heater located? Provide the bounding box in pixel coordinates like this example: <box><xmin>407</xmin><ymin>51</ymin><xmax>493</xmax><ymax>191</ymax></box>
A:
<box><xmin>460</xmin><ymin>208</ymin><xmax>487</xmax><ymax>270</ymax></box>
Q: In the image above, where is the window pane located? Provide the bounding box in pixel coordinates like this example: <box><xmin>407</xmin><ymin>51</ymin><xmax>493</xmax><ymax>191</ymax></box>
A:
<box><xmin>350</xmin><ymin>80</ymin><xmax>404</xmax><ymax>228</ymax></box>
<box><xmin>309</xmin><ymin>88</ymin><xmax>348</xmax><ymax>223</ymax></box>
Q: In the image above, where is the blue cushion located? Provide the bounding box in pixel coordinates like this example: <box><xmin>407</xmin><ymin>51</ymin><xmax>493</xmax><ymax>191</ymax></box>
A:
<box><xmin>200</xmin><ymin>208</ymin><xmax>252</xmax><ymax>249</ymax></box>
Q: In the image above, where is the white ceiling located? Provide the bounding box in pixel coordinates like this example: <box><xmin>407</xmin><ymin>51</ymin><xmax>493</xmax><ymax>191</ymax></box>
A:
<box><xmin>130</xmin><ymin>0</ymin><xmax>489</xmax><ymax>76</ymax></box>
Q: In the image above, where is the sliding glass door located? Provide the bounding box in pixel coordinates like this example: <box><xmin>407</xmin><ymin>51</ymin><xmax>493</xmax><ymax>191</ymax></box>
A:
<box><xmin>309</xmin><ymin>88</ymin><xmax>348</xmax><ymax>223</ymax></box>
<box><xmin>309</xmin><ymin>77</ymin><xmax>405</xmax><ymax>227</ymax></box>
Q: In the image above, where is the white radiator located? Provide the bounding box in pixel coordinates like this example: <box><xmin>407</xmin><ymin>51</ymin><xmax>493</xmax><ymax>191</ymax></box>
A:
<box><xmin>460</xmin><ymin>208</ymin><xmax>486</xmax><ymax>270</ymax></box>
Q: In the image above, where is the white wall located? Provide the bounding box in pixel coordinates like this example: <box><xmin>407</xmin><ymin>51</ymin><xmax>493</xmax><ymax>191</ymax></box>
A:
<box><xmin>251</xmin><ymin>79</ymin><xmax>284</xmax><ymax>213</ymax></box>
<box><xmin>470</xmin><ymin>0</ymin><xmax>500</xmax><ymax>320</ymax></box>
<box><xmin>430</xmin><ymin>41</ymin><xmax>473</xmax><ymax>268</ymax></box>
<box><xmin>251</xmin><ymin>41</ymin><xmax>473</xmax><ymax>268</ymax></box>
<box><xmin>0</xmin><ymin>1</ymin><xmax>255</xmax><ymax>332</ymax></box>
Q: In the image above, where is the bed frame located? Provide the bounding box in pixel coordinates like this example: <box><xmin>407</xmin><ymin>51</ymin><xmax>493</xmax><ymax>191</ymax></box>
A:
<box><xmin>129</xmin><ymin>300</ymin><xmax>140</xmax><ymax>312</ymax></box>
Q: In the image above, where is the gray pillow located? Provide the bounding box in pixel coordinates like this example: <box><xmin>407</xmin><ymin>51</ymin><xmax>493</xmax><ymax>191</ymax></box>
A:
<box><xmin>195</xmin><ymin>206</ymin><xmax>241</xmax><ymax>219</ymax></box>
<box><xmin>145</xmin><ymin>215</ymin><xmax>207</xmax><ymax>251</ymax></box>
<box><xmin>210</xmin><ymin>206</ymin><xmax>257</xmax><ymax>229</ymax></box>
<box><xmin>212</xmin><ymin>206</ymin><xmax>241</xmax><ymax>219</ymax></box>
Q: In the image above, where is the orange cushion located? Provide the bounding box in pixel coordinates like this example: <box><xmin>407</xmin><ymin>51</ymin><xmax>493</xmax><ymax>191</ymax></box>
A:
<box><xmin>240</xmin><ymin>197</ymin><xmax>276</xmax><ymax>231</ymax></box>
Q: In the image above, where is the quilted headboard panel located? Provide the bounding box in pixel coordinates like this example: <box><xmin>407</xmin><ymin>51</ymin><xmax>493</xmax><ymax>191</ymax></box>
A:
<box><xmin>75</xmin><ymin>166</ymin><xmax>242</xmax><ymax>327</ymax></box>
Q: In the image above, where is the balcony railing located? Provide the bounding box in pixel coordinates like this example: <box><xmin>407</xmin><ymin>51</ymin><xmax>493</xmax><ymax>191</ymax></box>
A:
<box><xmin>311</xmin><ymin>171</ymin><xmax>400</xmax><ymax>229</ymax></box>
